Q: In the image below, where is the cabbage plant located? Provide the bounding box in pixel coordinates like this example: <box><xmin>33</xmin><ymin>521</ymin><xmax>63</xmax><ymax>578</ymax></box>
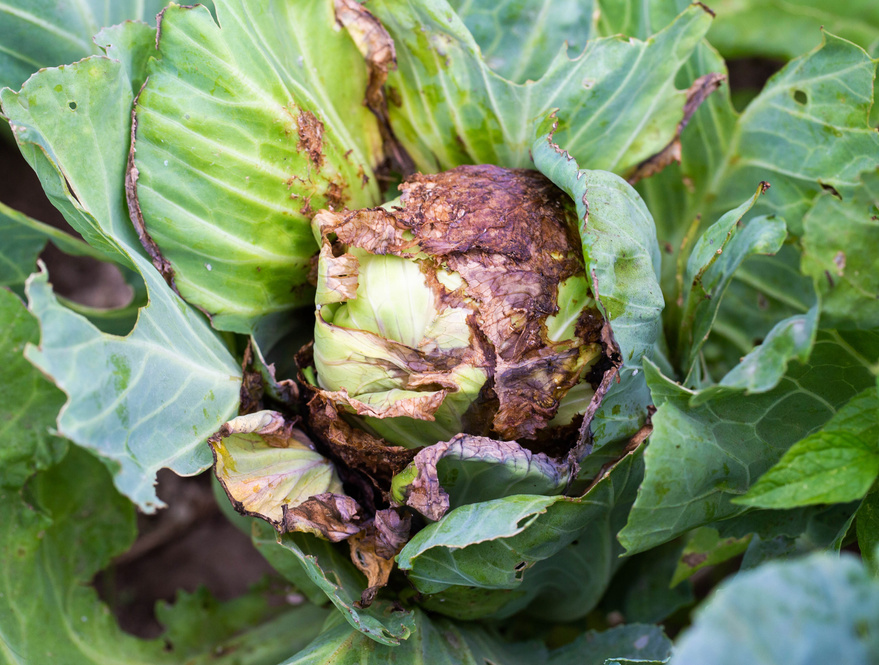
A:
<box><xmin>2</xmin><ymin>0</ymin><xmax>879</xmax><ymax>663</ymax></box>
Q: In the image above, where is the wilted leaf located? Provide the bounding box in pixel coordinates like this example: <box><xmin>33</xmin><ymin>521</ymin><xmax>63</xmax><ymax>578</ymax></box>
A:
<box><xmin>129</xmin><ymin>0</ymin><xmax>384</xmax><ymax>332</ymax></box>
<box><xmin>619</xmin><ymin>332</ymin><xmax>879</xmax><ymax>554</ymax></box>
<box><xmin>671</xmin><ymin>554</ymin><xmax>879</xmax><ymax>664</ymax></box>
<box><xmin>368</xmin><ymin>1</ymin><xmax>712</xmax><ymax>175</ymax></box>
<box><xmin>0</xmin><ymin>289</ymin><xmax>67</xmax><ymax>488</ymax></box>
<box><xmin>2</xmin><ymin>45</ymin><xmax>242</xmax><ymax>511</ymax></box>
<box><xmin>735</xmin><ymin>388</ymin><xmax>879</xmax><ymax>508</ymax></box>
<box><xmin>391</xmin><ymin>434</ymin><xmax>570</xmax><ymax>521</ymax></box>
<box><xmin>210</xmin><ymin>410</ymin><xmax>345</xmax><ymax>529</ymax></box>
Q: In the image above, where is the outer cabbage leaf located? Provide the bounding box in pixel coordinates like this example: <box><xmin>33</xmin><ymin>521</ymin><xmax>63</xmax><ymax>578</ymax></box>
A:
<box><xmin>532</xmin><ymin>116</ymin><xmax>663</xmax><ymax>449</ymax></box>
<box><xmin>670</xmin><ymin>554</ymin><xmax>879</xmax><ymax>665</ymax></box>
<box><xmin>130</xmin><ymin>0</ymin><xmax>384</xmax><ymax>332</ymax></box>
<box><xmin>735</xmin><ymin>387</ymin><xmax>879</xmax><ymax>508</ymax></box>
<box><xmin>639</xmin><ymin>33</ymin><xmax>879</xmax><ymax>374</ymax></box>
<box><xmin>0</xmin><ymin>289</ymin><xmax>67</xmax><ymax>488</ymax></box>
<box><xmin>448</xmin><ymin>0</ymin><xmax>598</xmax><ymax>83</ymax></box>
<box><xmin>368</xmin><ymin>0</ymin><xmax>712</xmax><ymax>175</ymax></box>
<box><xmin>802</xmin><ymin>169</ymin><xmax>879</xmax><ymax>330</ymax></box>
<box><xmin>1</xmin><ymin>39</ymin><xmax>241</xmax><ymax>511</ymax></box>
<box><xmin>0</xmin><ymin>447</ymin><xmax>172</xmax><ymax>664</ymax></box>
<box><xmin>391</xmin><ymin>435</ymin><xmax>569</xmax><ymax>521</ymax></box>
<box><xmin>705</xmin><ymin>0</ymin><xmax>879</xmax><ymax>60</ymax></box>
<box><xmin>397</xmin><ymin>451</ymin><xmax>642</xmax><ymax>620</ymax></box>
<box><xmin>619</xmin><ymin>332</ymin><xmax>879</xmax><ymax>554</ymax></box>
<box><xmin>0</xmin><ymin>0</ymin><xmax>176</xmax><ymax>92</ymax></box>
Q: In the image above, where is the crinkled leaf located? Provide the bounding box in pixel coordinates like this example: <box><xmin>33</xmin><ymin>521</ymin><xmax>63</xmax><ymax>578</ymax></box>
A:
<box><xmin>275</xmin><ymin>532</ymin><xmax>415</xmax><ymax>646</ymax></box>
<box><xmin>857</xmin><ymin>491</ymin><xmax>879</xmax><ymax>576</ymax></box>
<box><xmin>0</xmin><ymin>289</ymin><xmax>67</xmax><ymax>488</ymax></box>
<box><xmin>670</xmin><ymin>554</ymin><xmax>879</xmax><ymax>665</ymax></box>
<box><xmin>281</xmin><ymin>608</ymin><xmax>550</xmax><ymax>665</ymax></box>
<box><xmin>391</xmin><ymin>434</ymin><xmax>569</xmax><ymax>521</ymax></box>
<box><xmin>448</xmin><ymin>0</ymin><xmax>598</xmax><ymax>83</ymax></box>
<box><xmin>0</xmin><ymin>0</ymin><xmax>174</xmax><ymax>92</ymax></box>
<box><xmin>369</xmin><ymin>1</ymin><xmax>711</xmax><ymax>175</ymax></box>
<box><xmin>619</xmin><ymin>332</ymin><xmax>879</xmax><ymax>554</ymax></box>
<box><xmin>669</xmin><ymin>527</ymin><xmax>751</xmax><ymax>588</ymax></box>
<box><xmin>210</xmin><ymin>411</ymin><xmax>344</xmax><ymax>526</ymax></box>
<box><xmin>706</xmin><ymin>0</ymin><xmax>879</xmax><ymax>60</ymax></box>
<box><xmin>156</xmin><ymin>585</ymin><xmax>329</xmax><ymax>664</ymax></box>
<box><xmin>802</xmin><ymin>169</ymin><xmax>879</xmax><ymax>330</ymax></box>
<box><xmin>130</xmin><ymin>0</ymin><xmax>384</xmax><ymax>332</ymax></box>
<box><xmin>735</xmin><ymin>387</ymin><xmax>879</xmax><ymax>508</ymax></box>
<box><xmin>532</xmin><ymin>117</ymin><xmax>663</xmax><ymax>447</ymax></box>
<box><xmin>397</xmin><ymin>450</ymin><xmax>642</xmax><ymax>620</ymax></box>
<box><xmin>2</xmin><ymin>50</ymin><xmax>242</xmax><ymax>511</ymax></box>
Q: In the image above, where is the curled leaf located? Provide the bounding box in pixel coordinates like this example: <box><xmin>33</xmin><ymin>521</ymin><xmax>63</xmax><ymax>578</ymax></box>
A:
<box><xmin>284</xmin><ymin>492</ymin><xmax>364</xmax><ymax>542</ymax></box>
<box><xmin>349</xmin><ymin>508</ymin><xmax>412</xmax><ymax>607</ymax></box>
<box><xmin>391</xmin><ymin>434</ymin><xmax>571</xmax><ymax>521</ymax></box>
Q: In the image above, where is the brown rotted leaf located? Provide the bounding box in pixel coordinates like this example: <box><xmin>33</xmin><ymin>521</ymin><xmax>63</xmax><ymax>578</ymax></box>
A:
<box><xmin>349</xmin><ymin>508</ymin><xmax>412</xmax><ymax>607</ymax></box>
<box><xmin>314</xmin><ymin>165</ymin><xmax>604</xmax><ymax>442</ymax></box>
<box><xmin>391</xmin><ymin>434</ymin><xmax>572</xmax><ymax>521</ymax></box>
<box><xmin>307</xmin><ymin>389</ymin><xmax>418</xmax><ymax>489</ymax></box>
<box><xmin>283</xmin><ymin>492</ymin><xmax>365</xmax><ymax>542</ymax></box>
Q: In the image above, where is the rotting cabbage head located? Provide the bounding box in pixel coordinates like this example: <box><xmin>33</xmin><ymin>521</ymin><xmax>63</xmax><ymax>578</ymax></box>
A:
<box><xmin>305</xmin><ymin>164</ymin><xmax>607</xmax><ymax>451</ymax></box>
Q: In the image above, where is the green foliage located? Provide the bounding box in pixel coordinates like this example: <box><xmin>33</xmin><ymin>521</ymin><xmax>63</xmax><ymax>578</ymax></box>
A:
<box><xmin>2</xmin><ymin>0</ymin><xmax>879</xmax><ymax>662</ymax></box>
<box><xmin>671</xmin><ymin>554</ymin><xmax>879</xmax><ymax>664</ymax></box>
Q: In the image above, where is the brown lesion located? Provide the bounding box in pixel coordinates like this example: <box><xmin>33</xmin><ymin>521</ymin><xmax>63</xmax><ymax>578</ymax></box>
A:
<box><xmin>296</xmin><ymin>109</ymin><xmax>325</xmax><ymax>169</ymax></box>
<box><xmin>314</xmin><ymin>165</ymin><xmax>604</xmax><ymax>442</ymax></box>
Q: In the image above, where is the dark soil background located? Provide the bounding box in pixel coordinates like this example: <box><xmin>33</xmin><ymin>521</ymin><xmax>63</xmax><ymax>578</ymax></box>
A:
<box><xmin>0</xmin><ymin>56</ymin><xmax>782</xmax><ymax>639</ymax></box>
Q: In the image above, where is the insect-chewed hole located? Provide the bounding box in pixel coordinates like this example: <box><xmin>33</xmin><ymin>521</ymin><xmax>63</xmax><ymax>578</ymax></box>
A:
<box><xmin>68</xmin><ymin>101</ymin><xmax>77</xmax><ymax>110</ymax></box>
<box><xmin>793</xmin><ymin>90</ymin><xmax>807</xmax><ymax>105</ymax></box>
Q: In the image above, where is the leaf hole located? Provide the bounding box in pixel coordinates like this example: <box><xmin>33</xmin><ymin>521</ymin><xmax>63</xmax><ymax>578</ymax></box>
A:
<box><xmin>819</xmin><ymin>182</ymin><xmax>842</xmax><ymax>199</ymax></box>
<box><xmin>68</xmin><ymin>101</ymin><xmax>77</xmax><ymax>110</ymax></box>
<box><xmin>793</xmin><ymin>90</ymin><xmax>807</xmax><ymax>105</ymax></box>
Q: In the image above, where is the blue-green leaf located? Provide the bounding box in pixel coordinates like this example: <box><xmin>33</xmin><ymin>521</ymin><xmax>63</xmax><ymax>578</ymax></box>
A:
<box><xmin>2</xmin><ymin>42</ymin><xmax>242</xmax><ymax>511</ymax></box>
<box><xmin>671</xmin><ymin>554</ymin><xmax>879</xmax><ymax>665</ymax></box>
